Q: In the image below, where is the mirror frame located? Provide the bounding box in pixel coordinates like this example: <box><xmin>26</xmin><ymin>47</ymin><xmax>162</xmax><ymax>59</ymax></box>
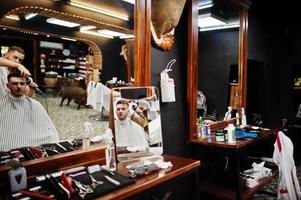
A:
<box><xmin>187</xmin><ymin>0</ymin><xmax>251</xmax><ymax>140</ymax></box>
<box><xmin>0</xmin><ymin>0</ymin><xmax>147</xmax><ymax>158</ymax></box>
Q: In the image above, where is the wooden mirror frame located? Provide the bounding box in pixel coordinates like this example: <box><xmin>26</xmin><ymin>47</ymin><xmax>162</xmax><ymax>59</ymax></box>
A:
<box><xmin>187</xmin><ymin>0</ymin><xmax>251</xmax><ymax>140</ymax></box>
<box><xmin>0</xmin><ymin>0</ymin><xmax>149</xmax><ymax>186</ymax></box>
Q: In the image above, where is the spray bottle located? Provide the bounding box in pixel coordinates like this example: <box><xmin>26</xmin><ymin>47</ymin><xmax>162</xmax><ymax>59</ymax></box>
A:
<box><xmin>83</xmin><ymin>122</ymin><xmax>93</xmax><ymax>150</ymax></box>
<box><xmin>241</xmin><ymin>107</ymin><xmax>247</xmax><ymax>127</ymax></box>
<box><xmin>104</xmin><ymin>129</ymin><xmax>117</xmax><ymax>171</ymax></box>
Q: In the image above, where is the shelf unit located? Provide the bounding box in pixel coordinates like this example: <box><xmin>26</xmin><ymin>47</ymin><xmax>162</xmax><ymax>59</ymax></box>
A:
<box><xmin>199</xmin><ymin>166</ymin><xmax>278</xmax><ymax>200</ymax></box>
<box><xmin>191</xmin><ymin>127</ymin><xmax>280</xmax><ymax>200</ymax></box>
<box><xmin>37</xmin><ymin>42</ymin><xmax>89</xmax><ymax>89</ymax></box>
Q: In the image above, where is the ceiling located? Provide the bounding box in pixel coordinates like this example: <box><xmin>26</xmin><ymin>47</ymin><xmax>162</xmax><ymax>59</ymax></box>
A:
<box><xmin>0</xmin><ymin>0</ymin><xmax>134</xmax><ymax>39</ymax></box>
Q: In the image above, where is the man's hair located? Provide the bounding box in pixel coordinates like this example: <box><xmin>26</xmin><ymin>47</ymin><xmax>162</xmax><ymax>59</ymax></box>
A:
<box><xmin>8</xmin><ymin>46</ymin><xmax>25</xmax><ymax>55</ymax></box>
<box><xmin>7</xmin><ymin>71</ymin><xmax>24</xmax><ymax>82</ymax></box>
<box><xmin>116</xmin><ymin>99</ymin><xmax>129</xmax><ymax>106</ymax></box>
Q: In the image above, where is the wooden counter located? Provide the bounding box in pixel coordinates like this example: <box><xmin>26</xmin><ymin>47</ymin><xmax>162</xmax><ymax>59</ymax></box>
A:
<box><xmin>190</xmin><ymin>127</ymin><xmax>280</xmax><ymax>200</ymax></box>
<box><xmin>0</xmin><ymin>153</ymin><xmax>200</xmax><ymax>200</ymax></box>
<box><xmin>97</xmin><ymin>155</ymin><xmax>200</xmax><ymax>200</ymax></box>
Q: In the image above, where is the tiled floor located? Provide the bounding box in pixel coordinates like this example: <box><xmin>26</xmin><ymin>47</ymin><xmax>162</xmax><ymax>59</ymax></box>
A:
<box><xmin>34</xmin><ymin>94</ymin><xmax>109</xmax><ymax>141</ymax></box>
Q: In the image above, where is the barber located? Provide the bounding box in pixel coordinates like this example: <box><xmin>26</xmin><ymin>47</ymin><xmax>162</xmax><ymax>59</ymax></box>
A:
<box><xmin>0</xmin><ymin>46</ymin><xmax>37</xmax><ymax>96</ymax></box>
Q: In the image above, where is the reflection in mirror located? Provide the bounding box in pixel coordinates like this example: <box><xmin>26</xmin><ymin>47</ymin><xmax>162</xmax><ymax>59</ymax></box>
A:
<box><xmin>112</xmin><ymin>86</ymin><xmax>163</xmax><ymax>162</ymax></box>
<box><xmin>197</xmin><ymin>0</ymin><xmax>240</xmax><ymax>121</ymax></box>
<box><xmin>0</xmin><ymin>0</ymin><xmax>135</xmax><ymax>156</ymax></box>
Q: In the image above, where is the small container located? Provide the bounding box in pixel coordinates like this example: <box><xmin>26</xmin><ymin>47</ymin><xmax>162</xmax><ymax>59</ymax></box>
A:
<box><xmin>215</xmin><ymin>129</ymin><xmax>225</xmax><ymax>142</ymax></box>
<box><xmin>205</xmin><ymin>123</ymin><xmax>211</xmax><ymax>136</ymax></box>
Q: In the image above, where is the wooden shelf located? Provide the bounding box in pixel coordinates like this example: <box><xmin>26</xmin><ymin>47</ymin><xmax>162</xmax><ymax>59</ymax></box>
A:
<box><xmin>199</xmin><ymin>166</ymin><xmax>278</xmax><ymax>200</ymax></box>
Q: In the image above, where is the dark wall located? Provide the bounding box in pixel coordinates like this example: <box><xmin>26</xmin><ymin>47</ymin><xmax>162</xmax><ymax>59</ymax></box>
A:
<box><xmin>150</xmin><ymin>6</ymin><xmax>192</xmax><ymax>157</ymax></box>
<box><xmin>99</xmin><ymin>38</ymin><xmax>128</xmax><ymax>84</ymax></box>
<box><xmin>198</xmin><ymin>30</ymin><xmax>239</xmax><ymax>119</ymax></box>
<box><xmin>248</xmin><ymin>7</ymin><xmax>295</xmax><ymax>125</ymax></box>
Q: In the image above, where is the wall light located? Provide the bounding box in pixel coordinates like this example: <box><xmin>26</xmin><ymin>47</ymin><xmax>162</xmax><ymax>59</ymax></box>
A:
<box><xmin>70</xmin><ymin>0</ymin><xmax>129</xmax><ymax>21</ymax></box>
<box><xmin>5</xmin><ymin>15</ymin><xmax>20</xmax><ymax>21</ymax></box>
<box><xmin>24</xmin><ymin>13</ymin><xmax>38</xmax><ymax>20</ymax></box>
<box><xmin>46</xmin><ymin>18</ymin><xmax>80</xmax><ymax>28</ymax></box>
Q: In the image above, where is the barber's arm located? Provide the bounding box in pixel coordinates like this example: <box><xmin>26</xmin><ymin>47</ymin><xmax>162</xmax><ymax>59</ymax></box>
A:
<box><xmin>0</xmin><ymin>57</ymin><xmax>31</xmax><ymax>77</ymax></box>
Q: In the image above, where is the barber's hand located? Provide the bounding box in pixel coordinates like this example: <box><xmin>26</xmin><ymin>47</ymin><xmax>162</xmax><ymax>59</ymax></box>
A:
<box><xmin>29</xmin><ymin>81</ymin><xmax>38</xmax><ymax>89</ymax></box>
<box><xmin>16</xmin><ymin>63</ymin><xmax>31</xmax><ymax>77</ymax></box>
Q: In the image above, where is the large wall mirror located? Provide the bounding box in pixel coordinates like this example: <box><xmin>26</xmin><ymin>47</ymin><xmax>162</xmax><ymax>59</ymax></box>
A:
<box><xmin>0</xmin><ymin>0</ymin><xmax>138</xmax><ymax>157</ymax></box>
<box><xmin>198</xmin><ymin>0</ymin><xmax>240</xmax><ymax>120</ymax></box>
<box><xmin>187</xmin><ymin>0</ymin><xmax>250</xmax><ymax>139</ymax></box>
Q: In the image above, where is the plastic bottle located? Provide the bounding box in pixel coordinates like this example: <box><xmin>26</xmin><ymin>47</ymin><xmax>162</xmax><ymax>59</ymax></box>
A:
<box><xmin>236</xmin><ymin>112</ymin><xmax>240</xmax><ymax>126</ymax></box>
<box><xmin>241</xmin><ymin>107</ymin><xmax>247</xmax><ymax>127</ymax></box>
<box><xmin>205</xmin><ymin>123</ymin><xmax>211</xmax><ymax>137</ymax></box>
<box><xmin>197</xmin><ymin>116</ymin><xmax>204</xmax><ymax>138</ymax></box>
<box><xmin>105</xmin><ymin>139</ymin><xmax>117</xmax><ymax>171</ymax></box>
<box><xmin>82</xmin><ymin>122</ymin><xmax>93</xmax><ymax>150</ymax></box>
<box><xmin>227</xmin><ymin>123</ymin><xmax>236</xmax><ymax>143</ymax></box>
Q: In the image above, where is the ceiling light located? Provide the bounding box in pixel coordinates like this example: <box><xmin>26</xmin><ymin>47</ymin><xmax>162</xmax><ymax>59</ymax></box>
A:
<box><xmin>122</xmin><ymin>0</ymin><xmax>135</xmax><ymax>4</ymax></box>
<box><xmin>198</xmin><ymin>13</ymin><xmax>226</xmax><ymax>28</ymax></box>
<box><xmin>70</xmin><ymin>1</ymin><xmax>129</xmax><ymax>21</ymax></box>
<box><xmin>47</xmin><ymin>35</ymin><xmax>50</xmax><ymax>37</ymax></box>
<box><xmin>24</xmin><ymin>13</ymin><xmax>38</xmax><ymax>20</ymax></box>
<box><xmin>97</xmin><ymin>29</ymin><xmax>126</xmax><ymax>37</ymax></box>
<box><xmin>119</xmin><ymin>34</ymin><xmax>135</xmax><ymax>39</ymax></box>
<box><xmin>5</xmin><ymin>15</ymin><xmax>19</xmax><ymax>21</ymax></box>
<box><xmin>80</xmin><ymin>30</ymin><xmax>113</xmax><ymax>39</ymax></box>
<box><xmin>80</xmin><ymin>25</ymin><xmax>96</xmax><ymax>31</ymax></box>
<box><xmin>61</xmin><ymin>37</ymin><xmax>77</xmax><ymax>41</ymax></box>
<box><xmin>199</xmin><ymin>22</ymin><xmax>240</xmax><ymax>32</ymax></box>
<box><xmin>46</xmin><ymin>18</ymin><xmax>80</xmax><ymax>28</ymax></box>
<box><xmin>198</xmin><ymin>0</ymin><xmax>213</xmax><ymax>10</ymax></box>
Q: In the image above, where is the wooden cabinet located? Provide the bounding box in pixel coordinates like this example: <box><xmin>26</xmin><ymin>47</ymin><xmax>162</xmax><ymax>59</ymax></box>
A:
<box><xmin>190</xmin><ymin>127</ymin><xmax>280</xmax><ymax>200</ymax></box>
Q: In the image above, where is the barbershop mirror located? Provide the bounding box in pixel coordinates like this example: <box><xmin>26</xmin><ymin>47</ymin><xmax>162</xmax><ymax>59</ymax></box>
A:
<box><xmin>187</xmin><ymin>0</ymin><xmax>249</xmax><ymax>139</ymax></box>
<box><xmin>0</xmin><ymin>0</ymin><xmax>136</xmax><ymax>153</ymax></box>
<box><xmin>112</xmin><ymin>86</ymin><xmax>163</xmax><ymax>162</ymax></box>
<box><xmin>198</xmin><ymin>0</ymin><xmax>240</xmax><ymax>121</ymax></box>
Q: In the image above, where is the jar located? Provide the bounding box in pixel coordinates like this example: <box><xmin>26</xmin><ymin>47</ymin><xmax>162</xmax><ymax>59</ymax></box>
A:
<box><xmin>215</xmin><ymin>129</ymin><xmax>225</xmax><ymax>142</ymax></box>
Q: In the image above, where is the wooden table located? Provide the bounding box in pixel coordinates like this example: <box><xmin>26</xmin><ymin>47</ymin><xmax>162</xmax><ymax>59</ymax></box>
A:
<box><xmin>190</xmin><ymin>127</ymin><xmax>280</xmax><ymax>200</ymax></box>
<box><xmin>98</xmin><ymin>155</ymin><xmax>201</xmax><ymax>200</ymax></box>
